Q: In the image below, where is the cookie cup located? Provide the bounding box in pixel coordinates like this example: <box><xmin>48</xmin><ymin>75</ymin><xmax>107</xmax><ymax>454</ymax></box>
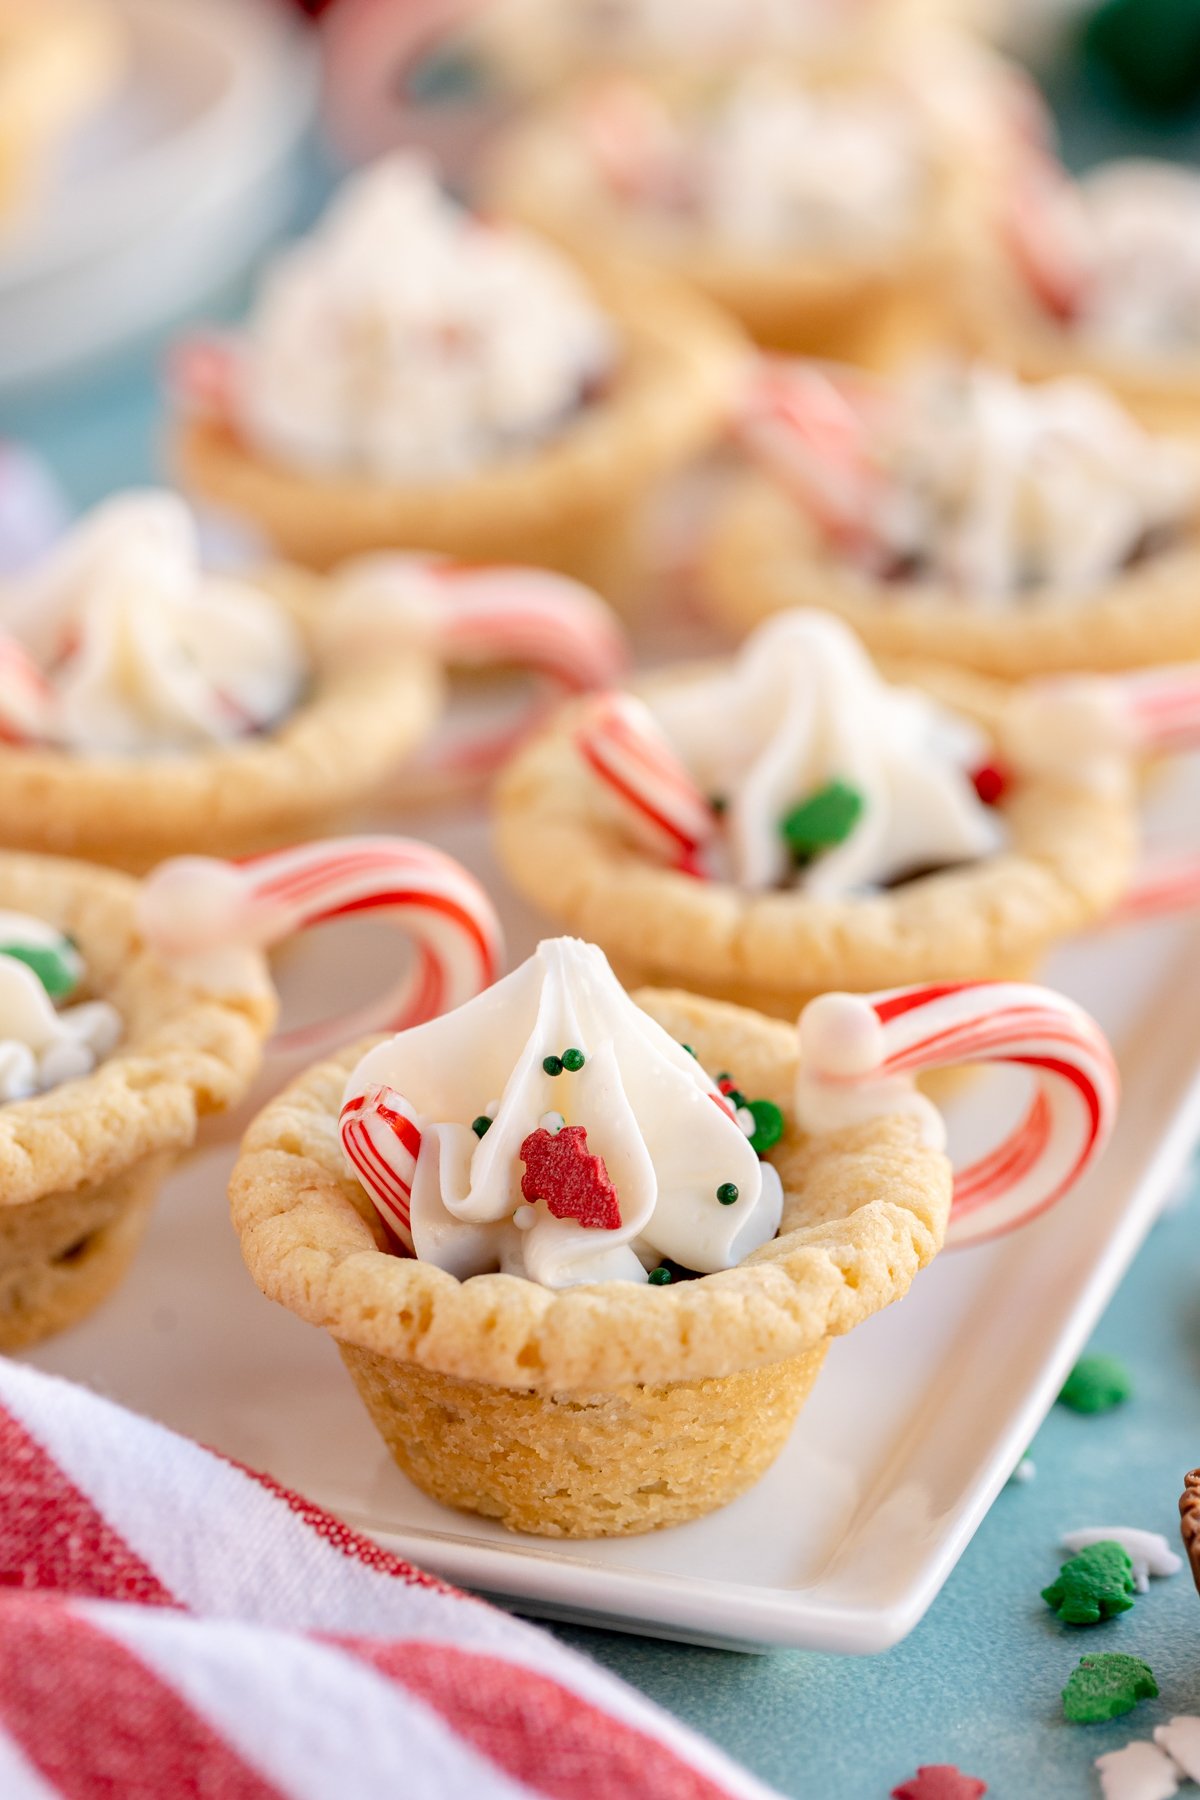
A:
<box><xmin>229</xmin><ymin>991</ymin><xmax>951</xmax><ymax>1537</ymax></box>
<box><xmin>703</xmin><ymin>472</ymin><xmax>1200</xmax><ymax>681</ymax></box>
<box><xmin>0</xmin><ymin>850</ymin><xmax>274</xmax><ymax>1350</ymax></box>
<box><xmin>0</xmin><ymin>567</ymin><xmax>443</xmax><ymax>872</ymax></box>
<box><xmin>0</xmin><ymin>0</ymin><xmax>122</xmax><ymax>225</ymax></box>
<box><xmin>485</xmin><ymin>85</ymin><xmax>959</xmax><ymax>365</ymax></box>
<box><xmin>495</xmin><ymin>669</ymin><xmax>1136</xmax><ymax>1017</ymax></box>
<box><xmin>174</xmin><ymin>264</ymin><xmax>745</xmax><ymax>605</ymax></box>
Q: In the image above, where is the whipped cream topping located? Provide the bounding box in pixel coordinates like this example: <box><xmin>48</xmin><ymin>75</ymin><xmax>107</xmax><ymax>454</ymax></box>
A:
<box><xmin>344</xmin><ymin>937</ymin><xmax>783</xmax><ymax>1289</ymax></box>
<box><xmin>0</xmin><ymin>491</ymin><xmax>305</xmax><ymax>756</ymax></box>
<box><xmin>838</xmin><ymin>364</ymin><xmax>1199</xmax><ymax>598</ymax></box>
<box><xmin>237</xmin><ymin>156</ymin><xmax>616</xmax><ymax>482</ymax></box>
<box><xmin>488</xmin><ymin>0</ymin><xmax>878</xmax><ymax>62</ymax></box>
<box><xmin>649</xmin><ymin>612</ymin><xmax>1003</xmax><ymax>897</ymax></box>
<box><xmin>585</xmin><ymin>72</ymin><xmax>927</xmax><ymax>253</ymax></box>
<box><xmin>0</xmin><ymin>913</ymin><xmax>120</xmax><ymax>1101</ymax></box>
<box><xmin>1068</xmin><ymin>161</ymin><xmax>1200</xmax><ymax>356</ymax></box>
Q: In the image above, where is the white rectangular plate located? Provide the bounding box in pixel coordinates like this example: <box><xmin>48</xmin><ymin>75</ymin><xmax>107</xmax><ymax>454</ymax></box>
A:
<box><xmin>22</xmin><ymin>791</ymin><xmax>1200</xmax><ymax>1654</ymax></box>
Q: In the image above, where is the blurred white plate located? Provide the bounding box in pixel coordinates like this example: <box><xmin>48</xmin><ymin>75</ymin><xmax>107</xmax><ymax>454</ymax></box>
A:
<box><xmin>21</xmin><ymin>754</ymin><xmax>1200</xmax><ymax>1653</ymax></box>
<box><xmin>0</xmin><ymin>0</ymin><xmax>316</xmax><ymax>389</ymax></box>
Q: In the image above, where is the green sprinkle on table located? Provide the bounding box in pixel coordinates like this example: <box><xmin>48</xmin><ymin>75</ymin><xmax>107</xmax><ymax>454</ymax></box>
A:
<box><xmin>1042</xmin><ymin>1542</ymin><xmax>1136</xmax><ymax>1625</ymax></box>
<box><xmin>1058</xmin><ymin>1354</ymin><xmax>1133</xmax><ymax>1414</ymax></box>
<box><xmin>1062</xmin><ymin>1653</ymin><xmax>1158</xmax><ymax>1723</ymax></box>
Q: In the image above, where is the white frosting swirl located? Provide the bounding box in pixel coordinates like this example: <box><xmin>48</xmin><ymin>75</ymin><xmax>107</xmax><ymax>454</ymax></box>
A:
<box><xmin>344</xmin><ymin>937</ymin><xmax>783</xmax><ymax>1289</ymax></box>
<box><xmin>649</xmin><ymin>613</ymin><xmax>1003</xmax><ymax>897</ymax></box>
<box><xmin>1071</xmin><ymin>161</ymin><xmax>1200</xmax><ymax>356</ymax></box>
<box><xmin>0</xmin><ymin>913</ymin><xmax>120</xmax><ymax>1102</ymax></box>
<box><xmin>587</xmin><ymin>72</ymin><xmax>926</xmax><ymax>253</ymax></box>
<box><xmin>487</xmin><ymin>0</ymin><xmax>879</xmax><ymax>64</ymax></box>
<box><xmin>859</xmin><ymin>364</ymin><xmax>1199</xmax><ymax>598</ymax></box>
<box><xmin>0</xmin><ymin>491</ymin><xmax>305</xmax><ymax>756</ymax></box>
<box><xmin>237</xmin><ymin>156</ymin><xmax>616</xmax><ymax>482</ymax></box>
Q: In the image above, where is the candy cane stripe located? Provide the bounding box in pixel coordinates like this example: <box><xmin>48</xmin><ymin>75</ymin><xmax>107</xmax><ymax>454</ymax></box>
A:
<box><xmin>575</xmin><ymin>694</ymin><xmax>716</xmax><ymax>865</ymax></box>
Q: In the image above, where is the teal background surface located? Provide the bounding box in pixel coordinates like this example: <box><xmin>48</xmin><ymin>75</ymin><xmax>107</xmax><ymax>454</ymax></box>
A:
<box><xmin>6</xmin><ymin>45</ymin><xmax>1200</xmax><ymax>1799</ymax></box>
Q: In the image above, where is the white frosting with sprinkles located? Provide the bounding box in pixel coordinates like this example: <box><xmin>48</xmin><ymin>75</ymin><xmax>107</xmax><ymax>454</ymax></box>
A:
<box><xmin>1072</xmin><ymin>161</ymin><xmax>1200</xmax><ymax>356</ymax></box>
<box><xmin>854</xmin><ymin>364</ymin><xmax>1198</xmax><ymax>598</ymax></box>
<box><xmin>648</xmin><ymin>612</ymin><xmax>1003</xmax><ymax>897</ymax></box>
<box><xmin>0</xmin><ymin>491</ymin><xmax>305</xmax><ymax>755</ymax></box>
<box><xmin>343</xmin><ymin>937</ymin><xmax>782</xmax><ymax>1289</ymax></box>
<box><xmin>237</xmin><ymin>155</ymin><xmax>616</xmax><ymax>482</ymax></box>
<box><xmin>0</xmin><ymin>913</ymin><xmax>120</xmax><ymax>1102</ymax></box>
<box><xmin>489</xmin><ymin>0</ymin><xmax>882</xmax><ymax>61</ymax></box>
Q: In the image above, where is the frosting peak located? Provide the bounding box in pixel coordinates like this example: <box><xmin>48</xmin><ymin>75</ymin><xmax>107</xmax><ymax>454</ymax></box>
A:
<box><xmin>0</xmin><ymin>492</ymin><xmax>305</xmax><ymax>756</ymax></box>
<box><xmin>648</xmin><ymin>612</ymin><xmax>1003</xmax><ymax>896</ymax></box>
<box><xmin>342</xmin><ymin>937</ymin><xmax>782</xmax><ymax>1289</ymax></box>
<box><xmin>238</xmin><ymin>155</ymin><xmax>616</xmax><ymax>482</ymax></box>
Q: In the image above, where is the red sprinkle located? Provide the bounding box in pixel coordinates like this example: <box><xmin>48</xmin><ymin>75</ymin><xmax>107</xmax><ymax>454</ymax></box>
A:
<box><xmin>718</xmin><ymin>1077</ymin><xmax>738</xmax><ymax>1097</ymax></box>
<box><xmin>519</xmin><ymin>1125</ymin><xmax>621</xmax><ymax>1231</ymax></box>
<box><xmin>971</xmin><ymin>762</ymin><xmax>1010</xmax><ymax>807</ymax></box>
<box><xmin>892</xmin><ymin>1768</ymin><xmax>987</xmax><ymax>1800</ymax></box>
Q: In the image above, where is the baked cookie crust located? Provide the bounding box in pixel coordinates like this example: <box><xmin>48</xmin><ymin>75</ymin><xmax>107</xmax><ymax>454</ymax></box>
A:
<box><xmin>703</xmin><ymin>472</ymin><xmax>1200</xmax><ymax>681</ymax></box>
<box><xmin>229</xmin><ymin>994</ymin><xmax>951</xmax><ymax>1534</ymax></box>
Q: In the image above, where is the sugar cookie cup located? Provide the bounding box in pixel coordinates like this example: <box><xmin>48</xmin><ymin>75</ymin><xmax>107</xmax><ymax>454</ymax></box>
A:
<box><xmin>0</xmin><ymin>849</ymin><xmax>272</xmax><ymax>1350</ymax></box>
<box><xmin>484</xmin><ymin>68</ymin><xmax>965</xmax><ymax>365</ymax></box>
<box><xmin>228</xmin><ymin>973</ymin><xmax>1114</xmax><ymax>1537</ymax></box>
<box><xmin>0</xmin><ymin>833</ymin><xmax>501</xmax><ymax>1350</ymax></box>
<box><xmin>702</xmin><ymin>361</ymin><xmax>1200</xmax><ymax>682</ymax></box>
<box><xmin>0</xmin><ymin>0</ymin><xmax>123</xmax><ymax>228</ymax></box>
<box><xmin>495</xmin><ymin>651</ymin><xmax>1137</xmax><ymax>1020</ymax></box>
<box><xmin>172</xmin><ymin>260</ymin><xmax>746</xmax><ymax>603</ymax></box>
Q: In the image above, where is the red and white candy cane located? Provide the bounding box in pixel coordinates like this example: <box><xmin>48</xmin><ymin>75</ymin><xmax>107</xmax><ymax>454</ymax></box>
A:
<box><xmin>574</xmin><ymin>690</ymin><xmax>718</xmax><ymax>868</ymax></box>
<box><xmin>797</xmin><ymin>981</ymin><xmax>1118</xmax><ymax>1248</ymax></box>
<box><xmin>1003</xmin><ymin>146</ymin><xmax>1091</xmax><ymax>326</ymax></box>
<box><xmin>0</xmin><ymin>633</ymin><xmax>53</xmax><ymax>745</ymax></box>
<box><xmin>137</xmin><ymin>836</ymin><xmax>503</xmax><ymax>1061</ymax></box>
<box><xmin>736</xmin><ymin>359</ymin><xmax>887</xmax><ymax>555</ymax></box>
<box><xmin>339</xmin><ymin>1083</ymin><xmax>423</xmax><ymax>1249</ymax></box>
<box><xmin>330</xmin><ymin>553</ymin><xmax>631</xmax><ymax>786</ymax></box>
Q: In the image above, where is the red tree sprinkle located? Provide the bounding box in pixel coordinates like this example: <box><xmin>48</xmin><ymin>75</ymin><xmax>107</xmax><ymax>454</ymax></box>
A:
<box><xmin>519</xmin><ymin>1126</ymin><xmax>622</xmax><ymax>1231</ymax></box>
<box><xmin>892</xmin><ymin>1767</ymin><xmax>987</xmax><ymax>1800</ymax></box>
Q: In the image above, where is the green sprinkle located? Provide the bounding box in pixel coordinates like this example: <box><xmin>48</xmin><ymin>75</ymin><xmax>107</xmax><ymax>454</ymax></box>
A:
<box><xmin>542</xmin><ymin>1055</ymin><xmax>564</xmax><ymax>1077</ymax></box>
<box><xmin>1062</xmin><ymin>1653</ymin><xmax>1158</xmax><ymax>1724</ymax></box>
<box><xmin>716</xmin><ymin>1182</ymin><xmax>739</xmax><ymax>1206</ymax></box>
<box><xmin>780</xmin><ymin>780</ymin><xmax>864</xmax><ymax>861</ymax></box>
<box><xmin>471</xmin><ymin>1115</ymin><xmax>492</xmax><ymax>1138</ymax></box>
<box><xmin>747</xmin><ymin>1098</ymin><xmax>785</xmax><ymax>1154</ymax></box>
<box><xmin>716</xmin><ymin>1072</ymin><xmax>732</xmax><ymax>1085</ymax></box>
<box><xmin>561</xmin><ymin>1047</ymin><xmax>585</xmax><ymax>1072</ymax></box>
<box><xmin>648</xmin><ymin>1266</ymin><xmax>673</xmax><ymax>1286</ymax></box>
<box><xmin>727</xmin><ymin>1089</ymin><xmax>748</xmax><ymax>1110</ymax></box>
<box><xmin>709</xmin><ymin>795</ymin><xmax>728</xmax><ymax>816</ymax></box>
<box><xmin>681</xmin><ymin>1044</ymin><xmax>697</xmax><ymax>1058</ymax></box>
<box><xmin>1058</xmin><ymin>1354</ymin><xmax>1133</xmax><ymax>1415</ymax></box>
<box><xmin>1042</xmin><ymin>1543</ymin><xmax>1136</xmax><ymax>1626</ymax></box>
<box><xmin>0</xmin><ymin>942</ymin><xmax>79</xmax><ymax>1000</ymax></box>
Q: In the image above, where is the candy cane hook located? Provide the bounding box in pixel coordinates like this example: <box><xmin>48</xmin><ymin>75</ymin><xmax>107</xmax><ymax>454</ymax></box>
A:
<box><xmin>736</xmin><ymin>358</ymin><xmax>886</xmax><ymax>554</ymax></box>
<box><xmin>574</xmin><ymin>690</ymin><xmax>718</xmax><ymax>868</ymax></box>
<box><xmin>137</xmin><ymin>836</ymin><xmax>503</xmax><ymax>1060</ymax></box>
<box><xmin>340</xmin><ymin>1084</ymin><xmax>423</xmax><ymax>1251</ymax></box>
<box><xmin>328</xmin><ymin>554</ymin><xmax>631</xmax><ymax>785</ymax></box>
<box><xmin>796</xmin><ymin>981</ymin><xmax>1118</xmax><ymax>1247</ymax></box>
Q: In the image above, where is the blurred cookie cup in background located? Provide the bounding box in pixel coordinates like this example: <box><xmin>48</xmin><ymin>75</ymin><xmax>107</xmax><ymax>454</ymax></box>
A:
<box><xmin>171</xmin><ymin>155</ymin><xmax>746</xmax><ymax>610</ymax></box>
<box><xmin>229</xmin><ymin>935</ymin><xmax>1114</xmax><ymax>1537</ymax></box>
<box><xmin>0</xmin><ymin>0</ymin><xmax>123</xmax><ymax>231</ymax></box>
<box><xmin>703</xmin><ymin>359</ymin><xmax>1200</xmax><ymax>682</ymax></box>
<box><xmin>0</xmin><ymin>489</ymin><xmax>629</xmax><ymax>867</ymax></box>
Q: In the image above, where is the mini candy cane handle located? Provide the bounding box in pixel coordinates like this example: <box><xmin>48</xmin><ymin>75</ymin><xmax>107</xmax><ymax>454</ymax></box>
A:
<box><xmin>736</xmin><ymin>359</ymin><xmax>886</xmax><ymax>554</ymax></box>
<box><xmin>329</xmin><ymin>554</ymin><xmax>631</xmax><ymax>785</ymax></box>
<box><xmin>0</xmin><ymin>633</ymin><xmax>53</xmax><ymax>744</ymax></box>
<box><xmin>340</xmin><ymin>1083</ymin><xmax>422</xmax><ymax>1251</ymax></box>
<box><xmin>574</xmin><ymin>690</ymin><xmax>718</xmax><ymax>868</ymax></box>
<box><xmin>797</xmin><ymin>981</ymin><xmax>1118</xmax><ymax>1248</ymax></box>
<box><xmin>137</xmin><ymin>836</ymin><xmax>503</xmax><ymax>1061</ymax></box>
<box><xmin>167</xmin><ymin>334</ymin><xmax>241</xmax><ymax>424</ymax></box>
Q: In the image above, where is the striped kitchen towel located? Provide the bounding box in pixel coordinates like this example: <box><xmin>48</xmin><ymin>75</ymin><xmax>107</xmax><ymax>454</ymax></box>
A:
<box><xmin>0</xmin><ymin>1358</ymin><xmax>778</xmax><ymax>1800</ymax></box>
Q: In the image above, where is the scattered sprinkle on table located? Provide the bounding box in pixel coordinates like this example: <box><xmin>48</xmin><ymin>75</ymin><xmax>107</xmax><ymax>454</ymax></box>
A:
<box><xmin>891</xmin><ymin>1766</ymin><xmax>987</xmax><ymax>1800</ymax></box>
<box><xmin>1062</xmin><ymin>1653</ymin><xmax>1158</xmax><ymax>1723</ymax></box>
<box><xmin>1058</xmin><ymin>1354</ymin><xmax>1133</xmax><ymax>1414</ymax></box>
<box><xmin>1042</xmin><ymin>1542</ymin><xmax>1136</xmax><ymax>1625</ymax></box>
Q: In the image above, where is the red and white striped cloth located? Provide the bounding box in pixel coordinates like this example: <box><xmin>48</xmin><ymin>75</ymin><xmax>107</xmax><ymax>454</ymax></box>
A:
<box><xmin>0</xmin><ymin>1359</ymin><xmax>779</xmax><ymax>1800</ymax></box>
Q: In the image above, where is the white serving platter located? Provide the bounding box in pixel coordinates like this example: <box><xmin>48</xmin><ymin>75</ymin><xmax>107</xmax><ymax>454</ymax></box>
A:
<box><xmin>21</xmin><ymin>770</ymin><xmax>1200</xmax><ymax>1654</ymax></box>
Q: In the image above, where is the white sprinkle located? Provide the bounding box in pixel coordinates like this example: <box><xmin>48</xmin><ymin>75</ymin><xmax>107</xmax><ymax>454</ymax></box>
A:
<box><xmin>513</xmin><ymin>1205</ymin><xmax>537</xmax><ymax>1232</ymax></box>
<box><xmin>484</xmin><ymin>1100</ymin><xmax>499</xmax><ymax>1120</ymax></box>
<box><xmin>1009</xmin><ymin>1457</ymin><xmax>1036</xmax><ymax>1485</ymax></box>
<box><xmin>1095</xmin><ymin>1740</ymin><xmax>1180</xmax><ymax>1800</ymax></box>
<box><xmin>538</xmin><ymin>1111</ymin><xmax>565</xmax><ymax>1135</ymax></box>
<box><xmin>736</xmin><ymin>1106</ymin><xmax>756</xmax><ymax>1137</ymax></box>
<box><xmin>1062</xmin><ymin>1528</ymin><xmax>1182</xmax><ymax>1592</ymax></box>
<box><xmin>1155</xmin><ymin>1719</ymin><xmax>1200</xmax><ymax>1784</ymax></box>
